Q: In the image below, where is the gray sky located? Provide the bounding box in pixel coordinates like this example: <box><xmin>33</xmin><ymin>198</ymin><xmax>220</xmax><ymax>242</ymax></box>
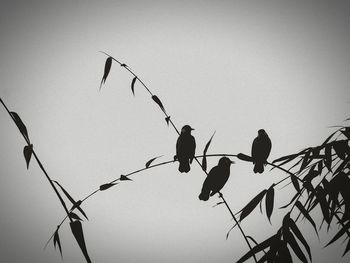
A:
<box><xmin>0</xmin><ymin>0</ymin><xmax>350</xmax><ymax>262</ymax></box>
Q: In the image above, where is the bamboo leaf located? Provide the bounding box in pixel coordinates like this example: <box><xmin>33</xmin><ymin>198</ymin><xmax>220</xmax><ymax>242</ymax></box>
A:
<box><xmin>120</xmin><ymin>174</ymin><xmax>132</xmax><ymax>181</ymax></box>
<box><xmin>212</xmin><ymin>201</ymin><xmax>224</xmax><ymax>208</ymax></box>
<box><xmin>240</xmin><ymin>189</ymin><xmax>267</xmax><ymax>221</ymax></box>
<box><xmin>299</xmin><ymin>151</ymin><xmax>311</xmax><ymax>173</ymax></box>
<box><xmin>290</xmin><ymin>174</ymin><xmax>300</xmax><ymax>192</ymax></box>
<box><xmin>278</xmin><ymin>241</ymin><xmax>293</xmax><ymax>263</ymax></box>
<box><xmin>226</xmin><ymin>223</ymin><xmax>237</xmax><ymax>240</ymax></box>
<box><xmin>202</xmin><ymin>132</ymin><xmax>215</xmax><ymax>172</ymax></box>
<box><xmin>326</xmin><ymin>221</ymin><xmax>350</xmax><ymax>247</ymax></box>
<box><xmin>99</xmin><ymin>183</ymin><xmax>117</xmax><ymax>191</ymax></box>
<box><xmin>341</xmin><ymin>127</ymin><xmax>350</xmax><ymax>139</ymax></box>
<box><xmin>165</xmin><ymin>116</ymin><xmax>171</xmax><ymax>126</ymax></box>
<box><xmin>54</xmin><ymin>181</ymin><xmax>88</xmax><ymax>220</ymax></box>
<box><xmin>283</xmin><ymin>230</ymin><xmax>307</xmax><ymax>263</ymax></box>
<box><xmin>280</xmin><ymin>192</ymin><xmax>299</xmax><ymax>209</ymax></box>
<box><xmin>321</xmin><ymin>131</ymin><xmax>337</xmax><ymax>147</ymax></box>
<box><xmin>315</xmin><ymin>186</ymin><xmax>331</xmax><ymax>224</ymax></box>
<box><xmin>265</xmin><ymin>186</ymin><xmax>275</xmax><ymax>223</ymax></box>
<box><xmin>324</xmin><ymin>144</ymin><xmax>332</xmax><ymax>171</ymax></box>
<box><xmin>236</xmin><ymin>235</ymin><xmax>277</xmax><ymax>263</ymax></box>
<box><xmin>23</xmin><ymin>144</ymin><xmax>33</xmax><ymax>169</ymax></box>
<box><xmin>288</xmin><ymin>218</ymin><xmax>312</xmax><ymax>261</ymax></box>
<box><xmin>100</xmin><ymin>56</ymin><xmax>112</xmax><ymax>90</ymax></box>
<box><xmin>152</xmin><ymin>95</ymin><xmax>166</xmax><ymax>113</ymax></box>
<box><xmin>70</xmin><ymin>221</ymin><xmax>92</xmax><ymax>263</ymax></box>
<box><xmin>295</xmin><ymin>201</ymin><xmax>318</xmax><ymax>235</ymax></box>
<box><xmin>145</xmin><ymin>155</ymin><xmax>162</xmax><ymax>168</ymax></box>
<box><xmin>53</xmin><ymin>227</ymin><xmax>62</xmax><ymax>258</ymax></box>
<box><xmin>333</xmin><ymin>140</ymin><xmax>349</xmax><ymax>160</ymax></box>
<box><xmin>131</xmin><ymin>77</ymin><xmax>137</xmax><ymax>96</ymax></box>
<box><xmin>69</xmin><ymin>212</ymin><xmax>82</xmax><ymax>221</ymax></box>
<box><xmin>10</xmin><ymin>111</ymin><xmax>29</xmax><ymax>142</ymax></box>
<box><xmin>273</xmin><ymin>153</ymin><xmax>299</xmax><ymax>164</ymax></box>
<box><xmin>303</xmin><ymin>166</ymin><xmax>319</xmax><ymax>183</ymax></box>
<box><xmin>343</xmin><ymin>239</ymin><xmax>350</xmax><ymax>256</ymax></box>
<box><xmin>333</xmin><ymin>155</ymin><xmax>350</xmax><ymax>175</ymax></box>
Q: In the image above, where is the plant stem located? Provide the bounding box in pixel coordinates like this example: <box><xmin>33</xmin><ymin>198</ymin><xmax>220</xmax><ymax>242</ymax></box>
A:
<box><xmin>0</xmin><ymin>98</ymin><xmax>73</xmax><ymax>222</ymax></box>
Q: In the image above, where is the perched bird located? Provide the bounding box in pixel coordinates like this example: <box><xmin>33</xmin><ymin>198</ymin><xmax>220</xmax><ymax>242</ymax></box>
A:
<box><xmin>176</xmin><ymin>125</ymin><xmax>196</xmax><ymax>173</ymax></box>
<box><xmin>251</xmin><ymin>129</ymin><xmax>272</xmax><ymax>173</ymax></box>
<box><xmin>199</xmin><ymin>157</ymin><xmax>234</xmax><ymax>201</ymax></box>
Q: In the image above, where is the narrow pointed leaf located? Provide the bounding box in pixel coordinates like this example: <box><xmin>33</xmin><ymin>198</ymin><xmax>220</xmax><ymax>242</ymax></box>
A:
<box><xmin>10</xmin><ymin>111</ymin><xmax>29</xmax><ymax>142</ymax></box>
<box><xmin>273</xmin><ymin>153</ymin><xmax>299</xmax><ymax>164</ymax></box>
<box><xmin>278</xmin><ymin>241</ymin><xmax>293</xmax><ymax>263</ymax></box>
<box><xmin>70</xmin><ymin>212</ymin><xmax>82</xmax><ymax>221</ymax></box>
<box><xmin>284</xmin><ymin>230</ymin><xmax>307</xmax><ymax>263</ymax></box>
<box><xmin>100</xmin><ymin>56</ymin><xmax>112</xmax><ymax>90</ymax></box>
<box><xmin>226</xmin><ymin>223</ymin><xmax>238</xmax><ymax>240</ymax></box>
<box><xmin>145</xmin><ymin>155</ymin><xmax>162</xmax><ymax>168</ymax></box>
<box><xmin>334</xmin><ymin>156</ymin><xmax>350</xmax><ymax>175</ymax></box>
<box><xmin>321</xmin><ymin>131</ymin><xmax>337</xmax><ymax>147</ymax></box>
<box><xmin>315</xmin><ymin>186</ymin><xmax>331</xmax><ymax>224</ymax></box>
<box><xmin>212</xmin><ymin>201</ymin><xmax>224</xmax><ymax>208</ymax></box>
<box><xmin>295</xmin><ymin>201</ymin><xmax>318</xmax><ymax>235</ymax></box>
<box><xmin>246</xmin><ymin>236</ymin><xmax>260</xmax><ymax>248</ymax></box>
<box><xmin>70</xmin><ymin>221</ymin><xmax>92</xmax><ymax>263</ymax></box>
<box><xmin>280</xmin><ymin>192</ymin><xmax>299</xmax><ymax>209</ymax></box>
<box><xmin>53</xmin><ymin>227</ymin><xmax>62</xmax><ymax>258</ymax></box>
<box><xmin>152</xmin><ymin>95</ymin><xmax>166</xmax><ymax>113</ymax></box>
<box><xmin>288</xmin><ymin>218</ymin><xmax>312</xmax><ymax>261</ymax></box>
<box><xmin>120</xmin><ymin>174</ymin><xmax>132</xmax><ymax>181</ymax></box>
<box><xmin>326</xmin><ymin>221</ymin><xmax>350</xmax><ymax>247</ymax></box>
<box><xmin>341</xmin><ymin>127</ymin><xmax>350</xmax><ymax>139</ymax></box>
<box><xmin>343</xmin><ymin>239</ymin><xmax>350</xmax><ymax>256</ymax></box>
<box><xmin>265</xmin><ymin>186</ymin><xmax>275</xmax><ymax>223</ymax></box>
<box><xmin>54</xmin><ymin>181</ymin><xmax>88</xmax><ymax>220</ymax></box>
<box><xmin>333</xmin><ymin>140</ymin><xmax>349</xmax><ymax>160</ymax></box>
<box><xmin>290</xmin><ymin>174</ymin><xmax>300</xmax><ymax>192</ymax></box>
<box><xmin>165</xmin><ymin>116</ymin><xmax>171</xmax><ymax>126</ymax></box>
<box><xmin>23</xmin><ymin>144</ymin><xmax>33</xmax><ymax>169</ymax></box>
<box><xmin>324</xmin><ymin>144</ymin><xmax>332</xmax><ymax>171</ymax></box>
<box><xmin>99</xmin><ymin>183</ymin><xmax>117</xmax><ymax>191</ymax></box>
<box><xmin>131</xmin><ymin>77</ymin><xmax>137</xmax><ymax>96</ymax></box>
<box><xmin>236</xmin><ymin>235</ymin><xmax>277</xmax><ymax>263</ymax></box>
<box><xmin>237</xmin><ymin>153</ymin><xmax>253</xmax><ymax>162</ymax></box>
<box><xmin>299</xmin><ymin>151</ymin><xmax>311</xmax><ymax>173</ymax></box>
<box><xmin>240</xmin><ymin>189</ymin><xmax>267</xmax><ymax>221</ymax></box>
<box><xmin>202</xmin><ymin>132</ymin><xmax>215</xmax><ymax>171</ymax></box>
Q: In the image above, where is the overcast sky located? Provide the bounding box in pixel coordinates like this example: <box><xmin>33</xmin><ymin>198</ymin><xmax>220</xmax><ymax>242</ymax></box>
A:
<box><xmin>1</xmin><ymin>0</ymin><xmax>350</xmax><ymax>262</ymax></box>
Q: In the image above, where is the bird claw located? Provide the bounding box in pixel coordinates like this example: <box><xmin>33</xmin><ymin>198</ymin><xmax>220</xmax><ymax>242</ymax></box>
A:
<box><xmin>218</xmin><ymin>192</ymin><xmax>223</xmax><ymax>198</ymax></box>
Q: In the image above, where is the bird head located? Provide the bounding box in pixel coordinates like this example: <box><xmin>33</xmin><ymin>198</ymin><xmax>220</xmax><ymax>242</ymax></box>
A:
<box><xmin>181</xmin><ymin>125</ymin><xmax>194</xmax><ymax>134</ymax></box>
<box><xmin>258</xmin><ymin>129</ymin><xmax>267</xmax><ymax>137</ymax></box>
<box><xmin>218</xmin><ymin>157</ymin><xmax>235</xmax><ymax>166</ymax></box>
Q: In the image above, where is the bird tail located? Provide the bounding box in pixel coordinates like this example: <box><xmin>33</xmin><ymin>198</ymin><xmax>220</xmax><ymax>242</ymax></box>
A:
<box><xmin>254</xmin><ymin>162</ymin><xmax>264</xmax><ymax>174</ymax></box>
<box><xmin>178</xmin><ymin>159</ymin><xmax>190</xmax><ymax>173</ymax></box>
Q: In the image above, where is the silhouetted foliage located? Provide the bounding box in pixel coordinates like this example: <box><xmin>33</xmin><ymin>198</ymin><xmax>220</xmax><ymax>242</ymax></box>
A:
<box><xmin>1</xmin><ymin>52</ymin><xmax>350</xmax><ymax>263</ymax></box>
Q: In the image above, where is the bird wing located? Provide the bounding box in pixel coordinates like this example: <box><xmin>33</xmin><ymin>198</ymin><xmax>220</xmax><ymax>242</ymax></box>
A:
<box><xmin>176</xmin><ymin>135</ymin><xmax>182</xmax><ymax>157</ymax></box>
<box><xmin>252</xmin><ymin>136</ymin><xmax>271</xmax><ymax>162</ymax></box>
<box><xmin>190</xmin><ymin>135</ymin><xmax>196</xmax><ymax>160</ymax></box>
<box><xmin>251</xmin><ymin>137</ymin><xmax>259</xmax><ymax>162</ymax></box>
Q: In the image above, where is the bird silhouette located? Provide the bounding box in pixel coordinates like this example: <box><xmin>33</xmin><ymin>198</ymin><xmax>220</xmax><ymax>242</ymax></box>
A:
<box><xmin>251</xmin><ymin>129</ymin><xmax>272</xmax><ymax>173</ymax></box>
<box><xmin>199</xmin><ymin>157</ymin><xmax>234</xmax><ymax>201</ymax></box>
<box><xmin>176</xmin><ymin>125</ymin><xmax>196</xmax><ymax>173</ymax></box>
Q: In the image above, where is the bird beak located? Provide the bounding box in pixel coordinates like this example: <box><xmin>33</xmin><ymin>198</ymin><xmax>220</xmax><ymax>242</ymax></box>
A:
<box><xmin>191</xmin><ymin>128</ymin><xmax>195</xmax><ymax>131</ymax></box>
<box><xmin>230</xmin><ymin>160</ymin><xmax>235</xmax><ymax>164</ymax></box>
